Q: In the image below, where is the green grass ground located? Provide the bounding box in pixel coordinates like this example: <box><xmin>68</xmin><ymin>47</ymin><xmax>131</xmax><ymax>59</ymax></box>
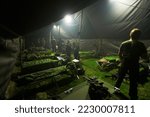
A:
<box><xmin>81</xmin><ymin>57</ymin><xmax>150</xmax><ymax>100</ymax></box>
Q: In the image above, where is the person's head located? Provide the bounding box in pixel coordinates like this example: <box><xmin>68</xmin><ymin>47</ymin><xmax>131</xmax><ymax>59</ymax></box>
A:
<box><xmin>130</xmin><ymin>28</ymin><xmax>141</xmax><ymax>40</ymax></box>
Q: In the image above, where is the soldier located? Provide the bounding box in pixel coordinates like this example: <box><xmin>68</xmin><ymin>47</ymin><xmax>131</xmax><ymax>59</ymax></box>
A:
<box><xmin>114</xmin><ymin>28</ymin><xmax>149</xmax><ymax>100</ymax></box>
<box><xmin>73</xmin><ymin>41</ymin><xmax>80</xmax><ymax>60</ymax></box>
<box><xmin>57</xmin><ymin>38</ymin><xmax>64</xmax><ymax>52</ymax></box>
<box><xmin>66</xmin><ymin>40</ymin><xmax>72</xmax><ymax>60</ymax></box>
<box><xmin>51</xmin><ymin>39</ymin><xmax>56</xmax><ymax>52</ymax></box>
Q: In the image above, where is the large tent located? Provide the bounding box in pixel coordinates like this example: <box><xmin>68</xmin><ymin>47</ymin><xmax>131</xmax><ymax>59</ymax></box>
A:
<box><xmin>1</xmin><ymin>0</ymin><xmax>150</xmax><ymax>100</ymax></box>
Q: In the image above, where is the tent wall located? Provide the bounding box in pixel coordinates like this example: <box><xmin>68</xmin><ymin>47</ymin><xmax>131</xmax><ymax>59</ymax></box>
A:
<box><xmin>78</xmin><ymin>39</ymin><xmax>150</xmax><ymax>56</ymax></box>
<box><xmin>24</xmin><ymin>26</ymin><xmax>51</xmax><ymax>49</ymax></box>
<box><xmin>0</xmin><ymin>37</ymin><xmax>19</xmax><ymax>99</ymax></box>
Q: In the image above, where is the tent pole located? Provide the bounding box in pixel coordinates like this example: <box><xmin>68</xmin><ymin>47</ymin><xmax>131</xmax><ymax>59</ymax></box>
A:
<box><xmin>59</xmin><ymin>25</ymin><xmax>60</xmax><ymax>40</ymax></box>
<box><xmin>49</xmin><ymin>30</ymin><xmax>52</xmax><ymax>49</ymax></box>
<box><xmin>100</xmin><ymin>38</ymin><xmax>103</xmax><ymax>56</ymax></box>
<box><xmin>79</xmin><ymin>9</ymin><xmax>83</xmax><ymax>40</ymax></box>
<box><xmin>19</xmin><ymin>36</ymin><xmax>23</xmax><ymax>70</ymax></box>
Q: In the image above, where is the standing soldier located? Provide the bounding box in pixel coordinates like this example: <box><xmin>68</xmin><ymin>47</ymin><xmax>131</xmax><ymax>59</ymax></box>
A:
<box><xmin>114</xmin><ymin>28</ymin><xmax>149</xmax><ymax>99</ymax></box>
<box><xmin>66</xmin><ymin>40</ymin><xmax>72</xmax><ymax>61</ymax></box>
<box><xmin>57</xmin><ymin>38</ymin><xmax>63</xmax><ymax>52</ymax></box>
<box><xmin>51</xmin><ymin>39</ymin><xmax>56</xmax><ymax>52</ymax></box>
<box><xmin>73</xmin><ymin>41</ymin><xmax>80</xmax><ymax>60</ymax></box>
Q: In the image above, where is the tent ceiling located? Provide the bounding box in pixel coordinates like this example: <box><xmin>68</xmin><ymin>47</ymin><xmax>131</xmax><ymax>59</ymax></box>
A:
<box><xmin>0</xmin><ymin>0</ymin><xmax>98</xmax><ymax>38</ymax></box>
<box><xmin>51</xmin><ymin>0</ymin><xmax>150</xmax><ymax>40</ymax></box>
<box><xmin>1</xmin><ymin>0</ymin><xmax>150</xmax><ymax>40</ymax></box>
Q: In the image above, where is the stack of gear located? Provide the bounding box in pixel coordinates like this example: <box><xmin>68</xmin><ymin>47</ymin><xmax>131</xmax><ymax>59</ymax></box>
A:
<box><xmin>138</xmin><ymin>62</ymin><xmax>150</xmax><ymax>85</ymax></box>
<box><xmin>66</xmin><ymin>59</ymin><xmax>85</xmax><ymax>79</ymax></box>
<box><xmin>86</xmin><ymin>77</ymin><xmax>111</xmax><ymax>100</ymax></box>
<box><xmin>97</xmin><ymin>57</ymin><xmax>119</xmax><ymax>71</ymax></box>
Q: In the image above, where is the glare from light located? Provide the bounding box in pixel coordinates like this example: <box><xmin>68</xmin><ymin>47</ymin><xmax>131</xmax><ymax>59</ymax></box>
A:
<box><xmin>109</xmin><ymin>0</ymin><xmax>133</xmax><ymax>4</ymax></box>
<box><xmin>53</xmin><ymin>25</ymin><xmax>57</xmax><ymax>29</ymax></box>
<box><xmin>109</xmin><ymin>0</ymin><xmax>132</xmax><ymax>16</ymax></box>
<box><xmin>64</xmin><ymin>15</ymin><xmax>72</xmax><ymax>24</ymax></box>
<box><xmin>109</xmin><ymin>0</ymin><xmax>117</xmax><ymax>2</ymax></box>
<box><xmin>57</xmin><ymin>25</ymin><xmax>60</xmax><ymax>30</ymax></box>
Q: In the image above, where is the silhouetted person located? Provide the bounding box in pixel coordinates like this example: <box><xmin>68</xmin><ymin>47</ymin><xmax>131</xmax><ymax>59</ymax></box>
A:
<box><xmin>114</xmin><ymin>28</ymin><xmax>149</xmax><ymax>100</ymax></box>
<box><xmin>51</xmin><ymin>39</ymin><xmax>56</xmax><ymax>52</ymax></box>
<box><xmin>57</xmin><ymin>38</ymin><xmax>63</xmax><ymax>52</ymax></box>
<box><xmin>66</xmin><ymin>40</ymin><xmax>72</xmax><ymax>61</ymax></box>
<box><xmin>73</xmin><ymin>41</ymin><xmax>80</xmax><ymax>59</ymax></box>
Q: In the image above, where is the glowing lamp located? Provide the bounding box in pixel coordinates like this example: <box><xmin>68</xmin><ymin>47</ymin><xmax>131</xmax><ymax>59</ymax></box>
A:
<box><xmin>64</xmin><ymin>15</ymin><xmax>72</xmax><ymax>24</ymax></box>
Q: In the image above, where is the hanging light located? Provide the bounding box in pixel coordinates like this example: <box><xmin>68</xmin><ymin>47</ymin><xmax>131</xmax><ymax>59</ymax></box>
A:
<box><xmin>64</xmin><ymin>14</ymin><xmax>72</xmax><ymax>24</ymax></box>
<box><xmin>53</xmin><ymin>25</ymin><xmax>57</xmax><ymax>29</ymax></box>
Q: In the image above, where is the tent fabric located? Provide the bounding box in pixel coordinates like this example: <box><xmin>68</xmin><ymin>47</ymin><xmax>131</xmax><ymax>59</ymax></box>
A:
<box><xmin>0</xmin><ymin>39</ymin><xmax>19</xmax><ymax>99</ymax></box>
<box><xmin>53</xmin><ymin>0</ymin><xmax>150</xmax><ymax>39</ymax></box>
<box><xmin>26</xmin><ymin>0</ymin><xmax>150</xmax><ymax>40</ymax></box>
<box><xmin>79</xmin><ymin>0</ymin><xmax>150</xmax><ymax>39</ymax></box>
<box><xmin>79</xmin><ymin>39</ymin><xmax>150</xmax><ymax>55</ymax></box>
<box><xmin>25</xmin><ymin>0</ymin><xmax>150</xmax><ymax>49</ymax></box>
